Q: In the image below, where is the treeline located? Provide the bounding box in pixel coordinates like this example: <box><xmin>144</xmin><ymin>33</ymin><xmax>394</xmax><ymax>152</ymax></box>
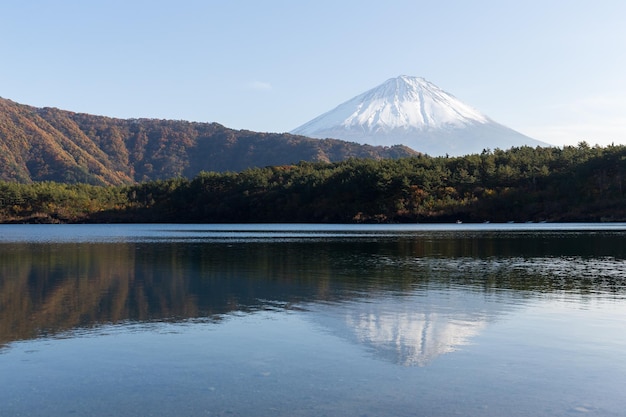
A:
<box><xmin>0</xmin><ymin>181</ymin><xmax>128</xmax><ymax>223</ymax></box>
<box><xmin>1</xmin><ymin>143</ymin><xmax>626</xmax><ymax>224</ymax></box>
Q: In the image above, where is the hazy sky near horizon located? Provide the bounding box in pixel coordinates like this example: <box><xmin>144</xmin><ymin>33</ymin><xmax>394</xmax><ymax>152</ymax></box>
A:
<box><xmin>1</xmin><ymin>0</ymin><xmax>625</xmax><ymax>147</ymax></box>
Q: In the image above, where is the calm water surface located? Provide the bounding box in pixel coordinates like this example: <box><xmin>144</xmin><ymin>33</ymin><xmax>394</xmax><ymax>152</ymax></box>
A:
<box><xmin>1</xmin><ymin>223</ymin><xmax>625</xmax><ymax>416</ymax></box>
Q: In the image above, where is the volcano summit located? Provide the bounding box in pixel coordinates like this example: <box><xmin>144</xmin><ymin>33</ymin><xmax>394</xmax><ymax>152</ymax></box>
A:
<box><xmin>292</xmin><ymin>76</ymin><xmax>549</xmax><ymax>156</ymax></box>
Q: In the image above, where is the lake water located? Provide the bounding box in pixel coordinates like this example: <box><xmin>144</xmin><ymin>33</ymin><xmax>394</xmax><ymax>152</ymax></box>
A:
<box><xmin>1</xmin><ymin>223</ymin><xmax>625</xmax><ymax>416</ymax></box>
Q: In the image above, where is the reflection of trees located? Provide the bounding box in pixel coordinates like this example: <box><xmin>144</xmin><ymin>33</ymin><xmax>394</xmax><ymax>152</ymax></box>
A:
<box><xmin>382</xmin><ymin>231</ymin><xmax>626</xmax><ymax>259</ymax></box>
<box><xmin>0</xmin><ymin>241</ymin><xmax>369</xmax><ymax>345</ymax></box>
<box><xmin>1</xmin><ymin>234</ymin><xmax>625</xmax><ymax>347</ymax></box>
<box><xmin>1</xmin><ymin>243</ymin><xmax>159</xmax><ymax>345</ymax></box>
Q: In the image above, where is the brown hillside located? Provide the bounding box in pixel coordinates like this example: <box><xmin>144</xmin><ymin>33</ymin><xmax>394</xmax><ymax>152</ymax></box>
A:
<box><xmin>0</xmin><ymin>97</ymin><xmax>418</xmax><ymax>185</ymax></box>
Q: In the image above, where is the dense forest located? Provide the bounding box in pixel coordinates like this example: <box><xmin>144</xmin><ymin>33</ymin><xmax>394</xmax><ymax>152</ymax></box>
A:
<box><xmin>0</xmin><ymin>97</ymin><xmax>416</xmax><ymax>185</ymax></box>
<box><xmin>1</xmin><ymin>143</ymin><xmax>625</xmax><ymax>224</ymax></box>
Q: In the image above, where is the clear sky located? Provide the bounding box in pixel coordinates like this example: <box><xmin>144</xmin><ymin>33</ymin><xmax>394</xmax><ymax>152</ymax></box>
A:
<box><xmin>1</xmin><ymin>0</ymin><xmax>625</xmax><ymax>147</ymax></box>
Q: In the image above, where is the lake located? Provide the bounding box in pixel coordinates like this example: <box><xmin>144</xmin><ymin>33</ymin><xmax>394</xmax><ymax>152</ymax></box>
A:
<box><xmin>1</xmin><ymin>223</ymin><xmax>625</xmax><ymax>416</ymax></box>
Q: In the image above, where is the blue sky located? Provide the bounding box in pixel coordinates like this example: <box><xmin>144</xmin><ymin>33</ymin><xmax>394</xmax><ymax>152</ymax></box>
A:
<box><xmin>1</xmin><ymin>0</ymin><xmax>625</xmax><ymax>147</ymax></box>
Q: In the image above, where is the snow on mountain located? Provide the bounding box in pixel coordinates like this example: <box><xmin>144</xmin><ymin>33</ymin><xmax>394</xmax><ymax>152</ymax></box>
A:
<box><xmin>292</xmin><ymin>75</ymin><xmax>550</xmax><ymax>156</ymax></box>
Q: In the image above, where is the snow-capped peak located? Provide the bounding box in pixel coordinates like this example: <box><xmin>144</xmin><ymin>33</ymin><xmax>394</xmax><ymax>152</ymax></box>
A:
<box><xmin>293</xmin><ymin>75</ymin><xmax>489</xmax><ymax>137</ymax></box>
<box><xmin>291</xmin><ymin>75</ymin><xmax>549</xmax><ymax>156</ymax></box>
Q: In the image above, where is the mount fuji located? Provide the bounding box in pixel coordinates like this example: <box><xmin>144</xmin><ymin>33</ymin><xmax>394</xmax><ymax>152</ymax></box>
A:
<box><xmin>291</xmin><ymin>75</ymin><xmax>550</xmax><ymax>156</ymax></box>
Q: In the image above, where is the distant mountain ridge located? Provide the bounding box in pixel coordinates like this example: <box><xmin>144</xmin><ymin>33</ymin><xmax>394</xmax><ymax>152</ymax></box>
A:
<box><xmin>292</xmin><ymin>75</ymin><xmax>550</xmax><ymax>156</ymax></box>
<box><xmin>0</xmin><ymin>97</ymin><xmax>418</xmax><ymax>185</ymax></box>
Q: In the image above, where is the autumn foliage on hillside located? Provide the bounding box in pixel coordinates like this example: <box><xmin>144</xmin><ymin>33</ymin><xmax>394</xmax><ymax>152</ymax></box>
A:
<box><xmin>0</xmin><ymin>97</ymin><xmax>417</xmax><ymax>185</ymax></box>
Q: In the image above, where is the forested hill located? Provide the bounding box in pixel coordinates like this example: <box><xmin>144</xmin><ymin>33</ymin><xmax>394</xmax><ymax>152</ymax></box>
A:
<box><xmin>0</xmin><ymin>97</ymin><xmax>418</xmax><ymax>185</ymax></box>
<box><xmin>2</xmin><ymin>143</ymin><xmax>626</xmax><ymax>224</ymax></box>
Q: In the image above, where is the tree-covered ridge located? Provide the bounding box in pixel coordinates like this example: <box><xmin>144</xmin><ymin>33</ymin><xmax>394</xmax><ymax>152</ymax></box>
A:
<box><xmin>1</xmin><ymin>143</ymin><xmax>625</xmax><ymax>224</ymax></box>
<box><xmin>0</xmin><ymin>97</ymin><xmax>418</xmax><ymax>185</ymax></box>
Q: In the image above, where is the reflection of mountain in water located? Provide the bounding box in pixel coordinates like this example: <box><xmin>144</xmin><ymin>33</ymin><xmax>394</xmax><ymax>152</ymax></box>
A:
<box><xmin>309</xmin><ymin>291</ymin><xmax>494</xmax><ymax>367</ymax></box>
<box><xmin>0</xmin><ymin>241</ymin><xmax>333</xmax><ymax>346</ymax></box>
<box><xmin>346</xmin><ymin>310</ymin><xmax>485</xmax><ymax>366</ymax></box>
<box><xmin>2</xmin><ymin>230</ymin><xmax>626</xmax><ymax>351</ymax></box>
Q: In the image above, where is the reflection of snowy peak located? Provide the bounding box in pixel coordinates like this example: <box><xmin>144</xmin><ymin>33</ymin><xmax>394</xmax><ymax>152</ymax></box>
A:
<box><xmin>346</xmin><ymin>310</ymin><xmax>485</xmax><ymax>367</ymax></box>
<box><xmin>308</xmin><ymin>289</ymin><xmax>501</xmax><ymax>367</ymax></box>
<box><xmin>292</xmin><ymin>75</ymin><xmax>549</xmax><ymax>156</ymax></box>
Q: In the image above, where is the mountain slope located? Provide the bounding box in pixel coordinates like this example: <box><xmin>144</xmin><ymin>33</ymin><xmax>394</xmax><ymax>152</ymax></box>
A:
<box><xmin>292</xmin><ymin>75</ymin><xmax>550</xmax><ymax>156</ymax></box>
<box><xmin>0</xmin><ymin>97</ymin><xmax>418</xmax><ymax>185</ymax></box>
